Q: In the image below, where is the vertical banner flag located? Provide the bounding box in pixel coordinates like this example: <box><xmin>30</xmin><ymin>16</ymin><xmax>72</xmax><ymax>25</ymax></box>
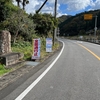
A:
<box><xmin>32</xmin><ymin>39</ymin><xmax>41</xmax><ymax>59</ymax></box>
<box><xmin>46</xmin><ymin>38</ymin><xmax>52</xmax><ymax>52</ymax></box>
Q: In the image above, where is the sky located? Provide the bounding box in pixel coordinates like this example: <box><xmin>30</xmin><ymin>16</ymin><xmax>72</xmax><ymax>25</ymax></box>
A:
<box><xmin>13</xmin><ymin>0</ymin><xmax>100</xmax><ymax>17</ymax></box>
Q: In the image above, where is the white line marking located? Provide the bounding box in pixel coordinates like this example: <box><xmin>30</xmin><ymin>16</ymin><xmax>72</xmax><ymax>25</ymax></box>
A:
<box><xmin>77</xmin><ymin>41</ymin><xmax>83</xmax><ymax>43</ymax></box>
<box><xmin>15</xmin><ymin>40</ymin><xmax>65</xmax><ymax>100</ymax></box>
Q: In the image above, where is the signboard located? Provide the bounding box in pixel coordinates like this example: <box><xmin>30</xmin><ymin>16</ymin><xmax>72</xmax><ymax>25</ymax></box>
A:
<box><xmin>32</xmin><ymin>39</ymin><xmax>41</xmax><ymax>59</ymax></box>
<box><xmin>46</xmin><ymin>38</ymin><xmax>52</xmax><ymax>52</ymax></box>
<box><xmin>84</xmin><ymin>14</ymin><xmax>93</xmax><ymax>20</ymax></box>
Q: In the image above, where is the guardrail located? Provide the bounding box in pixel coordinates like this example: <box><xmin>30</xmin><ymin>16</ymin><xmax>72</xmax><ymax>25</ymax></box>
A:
<box><xmin>78</xmin><ymin>38</ymin><xmax>100</xmax><ymax>44</ymax></box>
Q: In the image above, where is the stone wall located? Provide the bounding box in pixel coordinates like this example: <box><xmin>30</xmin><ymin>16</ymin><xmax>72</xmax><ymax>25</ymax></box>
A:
<box><xmin>0</xmin><ymin>30</ymin><xmax>11</xmax><ymax>55</ymax></box>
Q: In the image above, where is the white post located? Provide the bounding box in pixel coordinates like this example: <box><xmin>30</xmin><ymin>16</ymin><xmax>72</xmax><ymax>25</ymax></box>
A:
<box><xmin>94</xmin><ymin>15</ymin><xmax>97</xmax><ymax>37</ymax></box>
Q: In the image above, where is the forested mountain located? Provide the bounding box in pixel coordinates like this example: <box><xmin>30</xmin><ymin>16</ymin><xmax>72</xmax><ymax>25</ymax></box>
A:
<box><xmin>58</xmin><ymin>15</ymin><xmax>71</xmax><ymax>24</ymax></box>
<box><xmin>59</xmin><ymin>10</ymin><xmax>100</xmax><ymax>36</ymax></box>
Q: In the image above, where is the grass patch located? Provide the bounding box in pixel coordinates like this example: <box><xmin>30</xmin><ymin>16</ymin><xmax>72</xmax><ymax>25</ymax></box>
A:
<box><xmin>0</xmin><ymin>65</ymin><xmax>10</xmax><ymax>76</ymax></box>
<box><xmin>12</xmin><ymin>41</ymin><xmax>32</xmax><ymax>60</ymax></box>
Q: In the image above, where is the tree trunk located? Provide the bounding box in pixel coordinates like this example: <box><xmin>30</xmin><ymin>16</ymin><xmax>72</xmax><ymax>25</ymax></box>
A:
<box><xmin>13</xmin><ymin>30</ymin><xmax>19</xmax><ymax>44</ymax></box>
<box><xmin>22</xmin><ymin>0</ymin><xmax>25</xmax><ymax>10</ymax></box>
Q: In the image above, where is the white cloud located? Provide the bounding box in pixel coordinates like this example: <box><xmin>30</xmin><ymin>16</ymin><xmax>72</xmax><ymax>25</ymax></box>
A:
<box><xmin>91</xmin><ymin>0</ymin><xmax>100</xmax><ymax>9</ymax></box>
<box><xmin>25</xmin><ymin>0</ymin><xmax>58</xmax><ymax>15</ymax></box>
<box><xmin>57</xmin><ymin>12</ymin><xmax>67</xmax><ymax>17</ymax></box>
<box><xmin>25</xmin><ymin>0</ymin><xmax>41</xmax><ymax>13</ymax></box>
<box><xmin>62</xmin><ymin>0</ymin><xmax>92</xmax><ymax>11</ymax></box>
<box><xmin>13</xmin><ymin>0</ymin><xmax>100</xmax><ymax>16</ymax></box>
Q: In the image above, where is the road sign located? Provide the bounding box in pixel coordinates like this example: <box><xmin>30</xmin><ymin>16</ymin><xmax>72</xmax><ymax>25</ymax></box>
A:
<box><xmin>46</xmin><ymin>38</ymin><xmax>52</xmax><ymax>52</ymax></box>
<box><xmin>84</xmin><ymin>14</ymin><xmax>93</xmax><ymax>20</ymax></box>
<box><xmin>32</xmin><ymin>39</ymin><xmax>41</xmax><ymax>60</ymax></box>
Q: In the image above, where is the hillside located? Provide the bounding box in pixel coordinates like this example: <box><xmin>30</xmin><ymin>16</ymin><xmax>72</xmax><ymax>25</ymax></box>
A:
<box><xmin>59</xmin><ymin>9</ymin><xmax>100</xmax><ymax>36</ymax></box>
<box><xmin>58</xmin><ymin>15</ymin><xmax>71</xmax><ymax>24</ymax></box>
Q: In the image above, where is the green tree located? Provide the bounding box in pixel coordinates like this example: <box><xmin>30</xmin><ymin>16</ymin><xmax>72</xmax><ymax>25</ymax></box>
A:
<box><xmin>0</xmin><ymin>0</ymin><xmax>13</xmax><ymax>22</ymax></box>
<box><xmin>33</xmin><ymin>13</ymin><xmax>58</xmax><ymax>36</ymax></box>
<box><xmin>2</xmin><ymin>10</ymin><xmax>35</xmax><ymax>43</ymax></box>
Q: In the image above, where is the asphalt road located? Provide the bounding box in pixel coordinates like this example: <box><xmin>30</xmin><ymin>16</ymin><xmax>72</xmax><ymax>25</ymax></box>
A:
<box><xmin>1</xmin><ymin>39</ymin><xmax>100</xmax><ymax>100</ymax></box>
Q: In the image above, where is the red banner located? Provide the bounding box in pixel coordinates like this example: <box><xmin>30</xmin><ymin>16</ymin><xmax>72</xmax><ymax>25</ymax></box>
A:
<box><xmin>32</xmin><ymin>39</ymin><xmax>41</xmax><ymax>60</ymax></box>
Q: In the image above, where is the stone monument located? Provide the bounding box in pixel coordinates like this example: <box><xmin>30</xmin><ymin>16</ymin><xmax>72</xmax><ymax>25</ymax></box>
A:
<box><xmin>0</xmin><ymin>30</ymin><xmax>24</xmax><ymax>68</ymax></box>
<box><xmin>0</xmin><ymin>30</ymin><xmax>11</xmax><ymax>54</ymax></box>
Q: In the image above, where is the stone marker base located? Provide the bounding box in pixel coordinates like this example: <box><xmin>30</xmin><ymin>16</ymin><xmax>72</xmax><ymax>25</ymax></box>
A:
<box><xmin>0</xmin><ymin>52</ymin><xmax>24</xmax><ymax>68</ymax></box>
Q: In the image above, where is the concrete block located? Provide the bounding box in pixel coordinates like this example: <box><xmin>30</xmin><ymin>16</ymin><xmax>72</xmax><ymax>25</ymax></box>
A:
<box><xmin>0</xmin><ymin>52</ymin><xmax>24</xmax><ymax>67</ymax></box>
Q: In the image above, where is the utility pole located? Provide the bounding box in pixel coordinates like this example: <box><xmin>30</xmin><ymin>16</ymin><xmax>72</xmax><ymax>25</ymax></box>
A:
<box><xmin>53</xmin><ymin>0</ymin><xmax>57</xmax><ymax>45</ymax></box>
<box><xmin>36</xmin><ymin>0</ymin><xmax>57</xmax><ymax>45</ymax></box>
<box><xmin>94</xmin><ymin>15</ymin><xmax>97</xmax><ymax>37</ymax></box>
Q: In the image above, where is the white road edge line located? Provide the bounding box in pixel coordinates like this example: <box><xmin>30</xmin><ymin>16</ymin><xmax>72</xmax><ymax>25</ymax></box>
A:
<box><xmin>15</xmin><ymin>40</ymin><xmax>65</xmax><ymax>100</ymax></box>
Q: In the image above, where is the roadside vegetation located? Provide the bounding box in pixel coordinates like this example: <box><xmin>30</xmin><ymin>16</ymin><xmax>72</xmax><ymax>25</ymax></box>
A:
<box><xmin>0</xmin><ymin>0</ymin><xmax>59</xmax><ymax>76</ymax></box>
<box><xmin>11</xmin><ymin>38</ymin><xmax>59</xmax><ymax>61</ymax></box>
<box><xmin>0</xmin><ymin>65</ymin><xmax>10</xmax><ymax>76</ymax></box>
<box><xmin>0</xmin><ymin>40</ymin><xmax>59</xmax><ymax>76</ymax></box>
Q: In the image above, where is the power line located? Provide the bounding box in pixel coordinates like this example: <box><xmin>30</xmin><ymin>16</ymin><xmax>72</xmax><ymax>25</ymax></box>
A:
<box><xmin>36</xmin><ymin>0</ymin><xmax>48</xmax><ymax>14</ymax></box>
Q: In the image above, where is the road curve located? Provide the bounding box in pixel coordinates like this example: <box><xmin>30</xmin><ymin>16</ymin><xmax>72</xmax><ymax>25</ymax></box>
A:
<box><xmin>1</xmin><ymin>39</ymin><xmax>100</xmax><ymax>100</ymax></box>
